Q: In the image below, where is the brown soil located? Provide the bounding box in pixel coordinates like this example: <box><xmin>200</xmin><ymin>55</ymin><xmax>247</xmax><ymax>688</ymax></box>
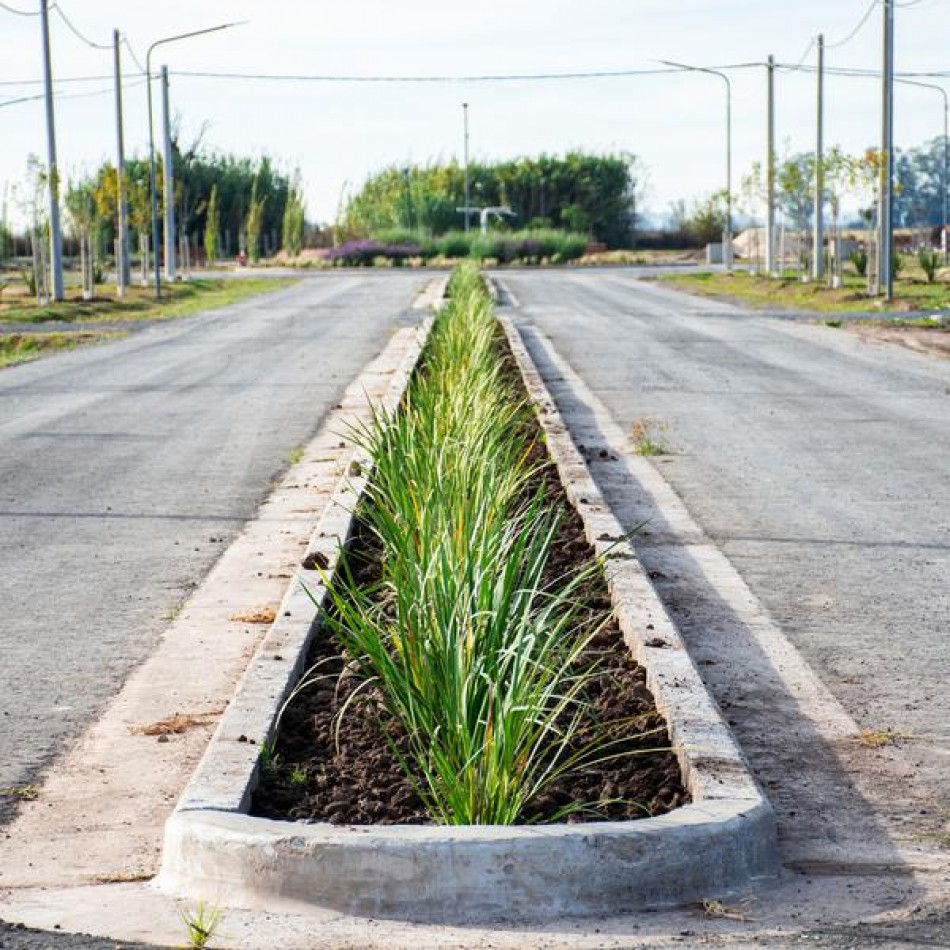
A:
<box><xmin>846</xmin><ymin>322</ymin><xmax>950</xmax><ymax>360</ymax></box>
<box><xmin>251</xmin><ymin>335</ymin><xmax>688</xmax><ymax>827</ymax></box>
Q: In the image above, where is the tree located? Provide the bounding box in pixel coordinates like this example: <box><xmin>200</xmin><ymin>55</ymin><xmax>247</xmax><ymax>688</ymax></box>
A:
<box><xmin>669</xmin><ymin>190</ymin><xmax>728</xmax><ymax>245</ymax></box>
<box><xmin>204</xmin><ymin>184</ymin><xmax>220</xmax><ymax>264</ymax></box>
<box><xmin>64</xmin><ymin>179</ymin><xmax>98</xmax><ymax>298</ymax></box>
<box><xmin>281</xmin><ymin>179</ymin><xmax>305</xmax><ymax>256</ymax></box>
<box><xmin>245</xmin><ymin>174</ymin><xmax>266</xmax><ymax>263</ymax></box>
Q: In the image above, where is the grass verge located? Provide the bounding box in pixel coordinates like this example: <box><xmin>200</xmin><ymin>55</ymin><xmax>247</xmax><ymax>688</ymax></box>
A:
<box><xmin>0</xmin><ymin>276</ymin><xmax>297</xmax><ymax>325</ymax></box>
<box><xmin>0</xmin><ymin>331</ymin><xmax>125</xmax><ymax>368</ymax></box>
<box><xmin>652</xmin><ymin>270</ymin><xmax>950</xmax><ymax>313</ymax></box>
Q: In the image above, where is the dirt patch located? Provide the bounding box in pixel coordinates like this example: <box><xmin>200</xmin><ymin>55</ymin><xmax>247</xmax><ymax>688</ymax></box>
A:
<box><xmin>252</xmin><ymin>334</ymin><xmax>687</xmax><ymax>827</ymax></box>
<box><xmin>845</xmin><ymin>322</ymin><xmax>950</xmax><ymax>359</ymax></box>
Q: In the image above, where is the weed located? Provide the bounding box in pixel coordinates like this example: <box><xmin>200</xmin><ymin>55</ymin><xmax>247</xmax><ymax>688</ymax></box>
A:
<box><xmin>289</xmin><ymin>766</ymin><xmax>308</xmax><ymax>788</ymax></box>
<box><xmin>856</xmin><ymin>728</ymin><xmax>912</xmax><ymax>748</ymax></box>
<box><xmin>287</xmin><ymin>446</ymin><xmax>305</xmax><ymax>465</ymax></box>
<box><xmin>258</xmin><ymin>738</ymin><xmax>281</xmax><ymax>780</ymax></box>
<box><xmin>631</xmin><ymin>418</ymin><xmax>669</xmax><ymax>457</ymax></box>
<box><xmin>178</xmin><ymin>900</ymin><xmax>223</xmax><ymax>949</ymax></box>
<box><xmin>0</xmin><ymin>784</ymin><xmax>38</xmax><ymax>800</ymax></box>
<box><xmin>825</xmin><ymin>319</ymin><xmax>843</xmax><ymax>328</ymax></box>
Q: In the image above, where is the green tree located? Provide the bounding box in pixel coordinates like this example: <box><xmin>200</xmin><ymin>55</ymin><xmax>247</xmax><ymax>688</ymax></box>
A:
<box><xmin>204</xmin><ymin>184</ymin><xmax>220</xmax><ymax>264</ymax></box>
<box><xmin>245</xmin><ymin>174</ymin><xmax>266</xmax><ymax>262</ymax></box>
<box><xmin>281</xmin><ymin>180</ymin><xmax>305</xmax><ymax>256</ymax></box>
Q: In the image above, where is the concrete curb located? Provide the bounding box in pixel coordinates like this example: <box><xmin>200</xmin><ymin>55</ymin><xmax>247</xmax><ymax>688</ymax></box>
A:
<box><xmin>155</xmin><ymin>279</ymin><xmax>778</xmax><ymax>924</ymax></box>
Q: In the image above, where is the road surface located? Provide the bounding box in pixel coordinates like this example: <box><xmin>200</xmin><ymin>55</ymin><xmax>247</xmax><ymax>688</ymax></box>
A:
<box><xmin>503</xmin><ymin>267</ymin><xmax>950</xmax><ymax>808</ymax></box>
<box><xmin>0</xmin><ymin>272</ymin><xmax>424</xmax><ymax>811</ymax></box>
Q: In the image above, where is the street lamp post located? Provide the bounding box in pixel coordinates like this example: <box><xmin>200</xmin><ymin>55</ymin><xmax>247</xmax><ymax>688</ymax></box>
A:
<box><xmin>660</xmin><ymin>60</ymin><xmax>732</xmax><ymax>271</ymax></box>
<box><xmin>897</xmin><ymin>78</ymin><xmax>948</xmax><ymax>264</ymax></box>
<box><xmin>463</xmin><ymin>103</ymin><xmax>471</xmax><ymax>233</ymax></box>
<box><xmin>146</xmin><ymin>22</ymin><xmax>243</xmax><ymax>300</ymax></box>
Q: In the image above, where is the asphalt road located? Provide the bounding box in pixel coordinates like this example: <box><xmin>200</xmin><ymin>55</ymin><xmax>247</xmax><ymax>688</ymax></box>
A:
<box><xmin>503</xmin><ymin>268</ymin><xmax>950</xmax><ymax>807</ymax></box>
<box><xmin>0</xmin><ymin>271</ymin><xmax>424</xmax><ymax>809</ymax></box>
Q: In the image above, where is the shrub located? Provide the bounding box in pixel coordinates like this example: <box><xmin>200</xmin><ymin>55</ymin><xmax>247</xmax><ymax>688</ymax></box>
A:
<box><xmin>918</xmin><ymin>247</ymin><xmax>940</xmax><ymax>283</ymax></box>
<box><xmin>850</xmin><ymin>248</ymin><xmax>868</xmax><ymax>277</ymax></box>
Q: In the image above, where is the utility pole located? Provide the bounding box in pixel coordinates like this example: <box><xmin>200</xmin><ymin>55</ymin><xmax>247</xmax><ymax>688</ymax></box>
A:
<box><xmin>813</xmin><ymin>35</ymin><xmax>825</xmax><ymax>281</ymax></box>
<box><xmin>161</xmin><ymin>65</ymin><xmax>176</xmax><ymax>282</ymax></box>
<box><xmin>463</xmin><ymin>102</ymin><xmax>471</xmax><ymax>233</ymax></box>
<box><xmin>879</xmin><ymin>0</ymin><xmax>895</xmax><ymax>300</ymax></box>
<box><xmin>39</xmin><ymin>0</ymin><xmax>65</xmax><ymax>301</ymax></box>
<box><xmin>113</xmin><ymin>29</ymin><xmax>130</xmax><ymax>295</ymax></box>
<box><xmin>766</xmin><ymin>54</ymin><xmax>776</xmax><ymax>276</ymax></box>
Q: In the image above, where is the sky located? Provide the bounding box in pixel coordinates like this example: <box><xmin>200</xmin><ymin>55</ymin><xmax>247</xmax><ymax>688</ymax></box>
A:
<box><xmin>1</xmin><ymin>0</ymin><xmax>949</xmax><ymax>227</ymax></box>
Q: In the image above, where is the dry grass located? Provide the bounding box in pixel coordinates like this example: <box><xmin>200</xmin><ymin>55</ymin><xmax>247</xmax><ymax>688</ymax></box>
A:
<box><xmin>229</xmin><ymin>606</ymin><xmax>278</xmax><ymax>624</ymax></box>
<box><xmin>701</xmin><ymin>897</ymin><xmax>757</xmax><ymax>921</ymax></box>
<box><xmin>856</xmin><ymin>728</ymin><xmax>912</xmax><ymax>748</ymax></box>
<box><xmin>131</xmin><ymin>711</ymin><xmax>222</xmax><ymax>736</ymax></box>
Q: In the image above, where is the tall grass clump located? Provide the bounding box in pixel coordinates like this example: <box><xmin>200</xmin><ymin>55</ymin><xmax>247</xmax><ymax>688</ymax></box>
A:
<box><xmin>325</xmin><ymin>263</ymin><xmax>619</xmax><ymax>825</ymax></box>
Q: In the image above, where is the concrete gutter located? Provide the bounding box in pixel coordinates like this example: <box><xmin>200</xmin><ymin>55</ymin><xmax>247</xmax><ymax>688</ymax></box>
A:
<box><xmin>156</xmin><ymin>278</ymin><xmax>778</xmax><ymax>924</ymax></box>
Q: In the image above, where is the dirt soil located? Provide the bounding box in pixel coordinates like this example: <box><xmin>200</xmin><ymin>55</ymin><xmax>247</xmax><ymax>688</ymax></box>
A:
<box><xmin>844</xmin><ymin>322</ymin><xmax>950</xmax><ymax>359</ymax></box>
<box><xmin>252</xmin><ymin>338</ymin><xmax>687</xmax><ymax>827</ymax></box>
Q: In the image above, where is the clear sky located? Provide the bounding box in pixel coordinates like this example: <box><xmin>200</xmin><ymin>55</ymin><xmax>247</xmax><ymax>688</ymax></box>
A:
<box><xmin>1</xmin><ymin>0</ymin><xmax>948</xmax><ymax>226</ymax></box>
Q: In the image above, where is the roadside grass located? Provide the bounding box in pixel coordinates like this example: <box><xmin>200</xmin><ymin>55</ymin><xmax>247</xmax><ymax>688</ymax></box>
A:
<box><xmin>0</xmin><ymin>276</ymin><xmax>297</xmax><ymax>326</ymax></box>
<box><xmin>319</xmin><ymin>262</ymin><xmax>641</xmax><ymax>825</ymax></box>
<box><xmin>0</xmin><ymin>330</ymin><xmax>125</xmax><ymax>368</ymax></box>
<box><xmin>652</xmin><ymin>268</ymin><xmax>950</xmax><ymax>314</ymax></box>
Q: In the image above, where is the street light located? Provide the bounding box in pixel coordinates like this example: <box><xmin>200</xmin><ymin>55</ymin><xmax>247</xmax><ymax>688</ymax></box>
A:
<box><xmin>659</xmin><ymin>59</ymin><xmax>733</xmax><ymax>271</ymax></box>
<box><xmin>897</xmin><ymin>77</ymin><xmax>948</xmax><ymax>264</ymax></box>
<box><xmin>146</xmin><ymin>22</ymin><xmax>244</xmax><ymax>299</ymax></box>
<box><xmin>462</xmin><ymin>102</ymin><xmax>471</xmax><ymax>233</ymax></box>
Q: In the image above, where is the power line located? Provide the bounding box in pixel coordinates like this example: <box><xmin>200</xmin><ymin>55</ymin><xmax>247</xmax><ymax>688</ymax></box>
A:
<box><xmin>122</xmin><ymin>35</ymin><xmax>145</xmax><ymax>74</ymax></box>
<box><xmin>51</xmin><ymin>2</ymin><xmax>110</xmax><ymax>50</ymax></box>
<box><xmin>826</xmin><ymin>0</ymin><xmax>879</xmax><ymax>50</ymax></box>
<box><xmin>0</xmin><ymin>75</ymin><xmax>147</xmax><ymax>110</ymax></box>
<box><xmin>168</xmin><ymin>63</ymin><xmax>764</xmax><ymax>84</ymax></box>
<box><xmin>0</xmin><ymin>1</ymin><xmax>39</xmax><ymax>14</ymax></box>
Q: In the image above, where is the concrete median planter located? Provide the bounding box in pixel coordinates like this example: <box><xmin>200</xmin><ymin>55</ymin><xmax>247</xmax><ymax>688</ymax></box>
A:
<box><xmin>155</xmin><ymin>289</ymin><xmax>779</xmax><ymax>923</ymax></box>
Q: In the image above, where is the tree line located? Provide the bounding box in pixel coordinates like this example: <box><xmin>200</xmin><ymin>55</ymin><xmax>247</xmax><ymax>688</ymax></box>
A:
<box><xmin>672</xmin><ymin>136</ymin><xmax>950</xmax><ymax>245</ymax></box>
<box><xmin>341</xmin><ymin>152</ymin><xmax>644</xmax><ymax>248</ymax></box>
<box><xmin>2</xmin><ymin>140</ymin><xmax>306</xmax><ymax>276</ymax></box>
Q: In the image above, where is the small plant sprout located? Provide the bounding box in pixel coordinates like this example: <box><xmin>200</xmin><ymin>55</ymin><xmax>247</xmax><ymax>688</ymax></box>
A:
<box><xmin>631</xmin><ymin>418</ymin><xmax>670</xmax><ymax>457</ymax></box>
<box><xmin>179</xmin><ymin>900</ymin><xmax>223</xmax><ymax>949</ymax></box>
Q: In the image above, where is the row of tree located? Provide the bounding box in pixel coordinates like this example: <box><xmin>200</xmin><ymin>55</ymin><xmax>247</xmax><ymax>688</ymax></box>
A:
<box><xmin>341</xmin><ymin>152</ymin><xmax>644</xmax><ymax>248</ymax></box>
<box><xmin>3</xmin><ymin>140</ymin><xmax>305</xmax><ymax>280</ymax></box>
<box><xmin>672</xmin><ymin>136</ymin><xmax>950</xmax><ymax>245</ymax></box>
